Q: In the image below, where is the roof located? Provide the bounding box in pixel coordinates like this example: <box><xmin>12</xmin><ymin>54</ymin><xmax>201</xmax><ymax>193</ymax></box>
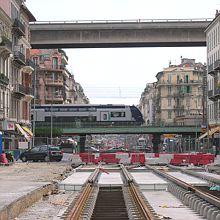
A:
<box><xmin>205</xmin><ymin>12</ymin><xmax>220</xmax><ymax>33</ymax></box>
<box><xmin>21</xmin><ymin>4</ymin><xmax>36</xmax><ymax>22</ymax></box>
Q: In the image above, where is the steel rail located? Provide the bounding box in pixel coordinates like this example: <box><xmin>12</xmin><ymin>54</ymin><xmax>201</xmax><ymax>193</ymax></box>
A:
<box><xmin>65</xmin><ymin>168</ymin><xmax>100</xmax><ymax>220</ymax></box>
<box><xmin>30</xmin><ymin>18</ymin><xmax>213</xmax><ymax>25</ymax></box>
<box><xmin>146</xmin><ymin>165</ymin><xmax>220</xmax><ymax>209</ymax></box>
<box><xmin>121</xmin><ymin>165</ymin><xmax>157</xmax><ymax>220</ymax></box>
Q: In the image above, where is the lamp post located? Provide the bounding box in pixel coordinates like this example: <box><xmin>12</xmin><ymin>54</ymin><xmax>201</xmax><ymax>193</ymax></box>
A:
<box><xmin>50</xmin><ymin>91</ymin><xmax>54</xmax><ymax>145</ymax></box>
<box><xmin>32</xmin><ymin>65</ymin><xmax>37</xmax><ymax>148</ymax></box>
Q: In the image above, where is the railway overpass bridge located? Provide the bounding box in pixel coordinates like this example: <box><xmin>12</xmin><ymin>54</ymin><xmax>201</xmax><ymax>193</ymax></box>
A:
<box><xmin>35</xmin><ymin>123</ymin><xmax>201</xmax><ymax>152</ymax></box>
<box><xmin>30</xmin><ymin>19</ymin><xmax>211</xmax><ymax>48</ymax></box>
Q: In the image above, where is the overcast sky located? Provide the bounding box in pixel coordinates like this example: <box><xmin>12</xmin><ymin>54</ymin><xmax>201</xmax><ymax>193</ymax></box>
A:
<box><xmin>26</xmin><ymin>0</ymin><xmax>220</xmax><ymax>105</ymax></box>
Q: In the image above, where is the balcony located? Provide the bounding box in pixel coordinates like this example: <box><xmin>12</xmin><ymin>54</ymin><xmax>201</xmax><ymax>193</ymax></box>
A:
<box><xmin>177</xmin><ymin>80</ymin><xmax>202</xmax><ymax>85</ymax></box>
<box><xmin>45</xmin><ymin>94</ymin><xmax>64</xmax><ymax>102</ymax></box>
<box><xmin>13</xmin><ymin>46</ymin><xmax>26</xmax><ymax>65</ymax></box>
<box><xmin>39</xmin><ymin>65</ymin><xmax>65</xmax><ymax>72</ymax></box>
<box><xmin>214</xmin><ymin>60</ymin><xmax>220</xmax><ymax>71</ymax></box>
<box><xmin>0</xmin><ymin>35</ymin><xmax>12</xmax><ymax>54</ymax></box>
<box><xmin>208</xmin><ymin>89</ymin><xmax>220</xmax><ymax>101</ymax></box>
<box><xmin>22</xmin><ymin>60</ymin><xmax>35</xmax><ymax>74</ymax></box>
<box><xmin>208</xmin><ymin>90</ymin><xmax>213</xmax><ymax>98</ymax></box>
<box><xmin>0</xmin><ymin>73</ymin><xmax>9</xmax><ymax>86</ymax></box>
<box><xmin>174</xmin><ymin>105</ymin><xmax>184</xmax><ymax>110</ymax></box>
<box><xmin>12</xmin><ymin>84</ymin><xmax>33</xmax><ymax>99</ymax></box>
<box><xmin>12</xmin><ymin>19</ymin><xmax>25</xmax><ymax>37</ymax></box>
<box><xmin>207</xmin><ymin>64</ymin><xmax>216</xmax><ymax>76</ymax></box>
<box><xmin>45</xmin><ymin>78</ymin><xmax>64</xmax><ymax>86</ymax></box>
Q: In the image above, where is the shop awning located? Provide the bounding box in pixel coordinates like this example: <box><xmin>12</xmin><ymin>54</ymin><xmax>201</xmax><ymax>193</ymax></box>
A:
<box><xmin>22</xmin><ymin>126</ymin><xmax>33</xmax><ymax>137</ymax></box>
<box><xmin>15</xmin><ymin>124</ymin><xmax>30</xmax><ymax>141</ymax></box>
<box><xmin>198</xmin><ymin>126</ymin><xmax>220</xmax><ymax>140</ymax></box>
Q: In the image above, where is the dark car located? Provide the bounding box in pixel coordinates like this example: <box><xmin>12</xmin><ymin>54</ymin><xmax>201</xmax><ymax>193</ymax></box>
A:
<box><xmin>19</xmin><ymin>145</ymin><xmax>63</xmax><ymax>162</ymax></box>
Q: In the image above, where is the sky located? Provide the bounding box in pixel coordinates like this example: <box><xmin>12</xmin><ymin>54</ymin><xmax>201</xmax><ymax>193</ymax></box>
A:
<box><xmin>26</xmin><ymin>0</ymin><xmax>220</xmax><ymax>105</ymax></box>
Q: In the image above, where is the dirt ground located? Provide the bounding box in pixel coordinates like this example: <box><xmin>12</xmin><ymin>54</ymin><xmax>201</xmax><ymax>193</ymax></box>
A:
<box><xmin>0</xmin><ymin>161</ymin><xmax>72</xmax><ymax>182</ymax></box>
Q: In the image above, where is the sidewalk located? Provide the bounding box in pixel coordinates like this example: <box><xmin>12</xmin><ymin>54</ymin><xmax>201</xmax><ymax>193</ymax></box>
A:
<box><xmin>0</xmin><ymin>162</ymin><xmax>72</xmax><ymax>219</ymax></box>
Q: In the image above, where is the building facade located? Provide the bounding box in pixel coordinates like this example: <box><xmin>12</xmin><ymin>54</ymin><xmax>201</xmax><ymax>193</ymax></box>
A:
<box><xmin>155</xmin><ymin>58</ymin><xmax>206</xmax><ymax>126</ymax></box>
<box><xmin>0</xmin><ymin>0</ymin><xmax>35</xmax><ymax>151</ymax></box>
<box><xmin>139</xmin><ymin>83</ymin><xmax>156</xmax><ymax>125</ymax></box>
<box><xmin>206</xmin><ymin>11</ymin><xmax>220</xmax><ymax>129</ymax></box>
<box><xmin>29</xmin><ymin>49</ymin><xmax>89</xmax><ymax>105</ymax></box>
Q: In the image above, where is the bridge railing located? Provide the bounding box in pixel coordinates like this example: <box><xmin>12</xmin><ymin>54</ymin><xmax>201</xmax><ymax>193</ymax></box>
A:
<box><xmin>34</xmin><ymin>121</ymin><xmax>200</xmax><ymax>129</ymax></box>
<box><xmin>30</xmin><ymin>18</ymin><xmax>212</xmax><ymax>25</ymax></box>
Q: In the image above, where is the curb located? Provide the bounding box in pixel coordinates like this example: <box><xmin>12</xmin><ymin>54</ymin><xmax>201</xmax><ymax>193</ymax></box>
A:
<box><xmin>0</xmin><ymin>183</ymin><xmax>55</xmax><ymax>220</ymax></box>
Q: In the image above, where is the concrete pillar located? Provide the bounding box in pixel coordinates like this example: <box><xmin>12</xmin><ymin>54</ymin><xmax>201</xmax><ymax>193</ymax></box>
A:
<box><xmin>0</xmin><ymin>131</ymin><xmax>2</xmax><ymax>154</ymax></box>
<box><xmin>79</xmin><ymin>135</ymin><xmax>86</xmax><ymax>153</ymax></box>
<box><xmin>152</xmin><ymin>134</ymin><xmax>160</xmax><ymax>153</ymax></box>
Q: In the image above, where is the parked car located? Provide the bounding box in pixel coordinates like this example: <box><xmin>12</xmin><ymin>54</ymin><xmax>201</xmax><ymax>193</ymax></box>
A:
<box><xmin>19</xmin><ymin>145</ymin><xmax>63</xmax><ymax>162</ymax></box>
<box><xmin>85</xmin><ymin>146</ymin><xmax>100</xmax><ymax>153</ymax></box>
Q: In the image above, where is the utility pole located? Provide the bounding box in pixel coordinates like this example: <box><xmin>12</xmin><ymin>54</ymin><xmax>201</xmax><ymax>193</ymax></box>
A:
<box><xmin>32</xmin><ymin>65</ymin><xmax>37</xmax><ymax>148</ymax></box>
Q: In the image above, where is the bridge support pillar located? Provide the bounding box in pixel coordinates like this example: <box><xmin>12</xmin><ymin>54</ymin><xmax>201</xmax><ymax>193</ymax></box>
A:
<box><xmin>79</xmin><ymin>135</ymin><xmax>86</xmax><ymax>153</ymax></box>
<box><xmin>152</xmin><ymin>134</ymin><xmax>161</xmax><ymax>153</ymax></box>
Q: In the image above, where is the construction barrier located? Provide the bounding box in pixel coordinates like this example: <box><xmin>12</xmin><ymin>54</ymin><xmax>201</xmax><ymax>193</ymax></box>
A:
<box><xmin>73</xmin><ymin>152</ymin><xmax>216</xmax><ymax>166</ymax></box>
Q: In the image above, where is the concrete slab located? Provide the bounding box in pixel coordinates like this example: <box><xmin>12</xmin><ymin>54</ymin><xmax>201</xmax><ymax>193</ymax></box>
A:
<box><xmin>98</xmin><ymin>172</ymin><xmax>123</xmax><ymax>186</ymax></box>
<box><xmin>168</xmin><ymin>172</ymin><xmax>208</xmax><ymax>186</ymax></box>
<box><xmin>198</xmin><ymin>172</ymin><xmax>220</xmax><ymax>180</ymax></box>
<box><xmin>59</xmin><ymin>172</ymin><xmax>92</xmax><ymax>191</ymax></box>
<box><xmin>130</xmin><ymin>172</ymin><xmax>168</xmax><ymax>190</ymax></box>
<box><xmin>143</xmin><ymin>191</ymin><xmax>203</xmax><ymax>220</ymax></box>
<box><xmin>0</xmin><ymin>180</ymin><xmax>48</xmax><ymax>212</ymax></box>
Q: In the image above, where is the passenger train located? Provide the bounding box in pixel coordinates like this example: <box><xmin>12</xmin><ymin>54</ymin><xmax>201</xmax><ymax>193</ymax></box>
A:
<box><xmin>33</xmin><ymin>104</ymin><xmax>144</xmax><ymax>125</ymax></box>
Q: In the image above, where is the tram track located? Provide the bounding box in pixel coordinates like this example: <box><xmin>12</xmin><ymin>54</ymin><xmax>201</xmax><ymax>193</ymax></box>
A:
<box><xmin>146</xmin><ymin>164</ymin><xmax>220</xmax><ymax>219</ymax></box>
<box><xmin>63</xmin><ymin>165</ymin><xmax>159</xmax><ymax>220</ymax></box>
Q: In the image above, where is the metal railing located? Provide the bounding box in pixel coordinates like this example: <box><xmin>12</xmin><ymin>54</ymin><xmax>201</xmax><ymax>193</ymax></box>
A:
<box><xmin>0</xmin><ymin>73</ymin><xmax>9</xmax><ymax>86</ymax></box>
<box><xmin>45</xmin><ymin>78</ymin><xmax>64</xmax><ymax>85</ymax></box>
<box><xmin>13</xmin><ymin>47</ymin><xmax>26</xmax><ymax>65</ymax></box>
<box><xmin>13</xmin><ymin>18</ymin><xmax>25</xmax><ymax>36</ymax></box>
<box><xmin>30</xmin><ymin>18</ymin><xmax>212</xmax><ymax>25</ymax></box>
<box><xmin>13</xmin><ymin>84</ymin><xmax>33</xmax><ymax>96</ymax></box>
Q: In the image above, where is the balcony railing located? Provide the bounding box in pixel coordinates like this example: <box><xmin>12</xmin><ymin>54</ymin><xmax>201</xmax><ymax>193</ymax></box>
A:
<box><xmin>45</xmin><ymin>94</ymin><xmax>64</xmax><ymax>101</ymax></box>
<box><xmin>208</xmin><ymin>90</ymin><xmax>213</xmax><ymax>98</ymax></box>
<box><xmin>38</xmin><ymin>65</ymin><xmax>65</xmax><ymax>71</ymax></box>
<box><xmin>45</xmin><ymin>78</ymin><xmax>64</xmax><ymax>86</ymax></box>
<box><xmin>0</xmin><ymin>35</ymin><xmax>12</xmax><ymax>52</ymax></box>
<box><xmin>208</xmin><ymin>89</ymin><xmax>220</xmax><ymax>101</ymax></box>
<box><xmin>207</xmin><ymin>63</ymin><xmax>216</xmax><ymax>76</ymax></box>
<box><xmin>13</xmin><ymin>47</ymin><xmax>26</xmax><ymax>65</ymax></box>
<box><xmin>13</xmin><ymin>18</ymin><xmax>25</xmax><ymax>37</ymax></box>
<box><xmin>13</xmin><ymin>84</ymin><xmax>33</xmax><ymax>96</ymax></box>
<box><xmin>214</xmin><ymin>60</ymin><xmax>220</xmax><ymax>71</ymax></box>
<box><xmin>26</xmin><ymin>59</ymin><xmax>36</xmax><ymax>69</ymax></box>
<box><xmin>0</xmin><ymin>73</ymin><xmax>9</xmax><ymax>86</ymax></box>
<box><xmin>177</xmin><ymin>80</ymin><xmax>202</xmax><ymax>85</ymax></box>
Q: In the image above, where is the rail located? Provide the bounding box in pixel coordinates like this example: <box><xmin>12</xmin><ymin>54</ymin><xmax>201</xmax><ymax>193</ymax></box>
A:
<box><xmin>65</xmin><ymin>168</ymin><xmax>99</xmax><ymax>220</ymax></box>
<box><xmin>121</xmin><ymin>165</ymin><xmax>158</xmax><ymax>220</ymax></box>
<box><xmin>30</xmin><ymin>18</ymin><xmax>212</xmax><ymax>25</ymax></box>
<box><xmin>146</xmin><ymin>165</ymin><xmax>220</xmax><ymax>209</ymax></box>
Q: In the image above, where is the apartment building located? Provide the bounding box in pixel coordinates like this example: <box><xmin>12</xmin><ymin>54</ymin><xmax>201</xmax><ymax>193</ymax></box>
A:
<box><xmin>0</xmin><ymin>0</ymin><xmax>35</xmax><ymax>150</ymax></box>
<box><xmin>139</xmin><ymin>83</ymin><xmax>156</xmax><ymax>125</ymax></box>
<box><xmin>30</xmin><ymin>49</ymin><xmax>89</xmax><ymax>105</ymax></box>
<box><xmin>155</xmin><ymin>58</ymin><xmax>206</xmax><ymax>126</ymax></box>
<box><xmin>206</xmin><ymin>11</ymin><xmax>220</xmax><ymax>131</ymax></box>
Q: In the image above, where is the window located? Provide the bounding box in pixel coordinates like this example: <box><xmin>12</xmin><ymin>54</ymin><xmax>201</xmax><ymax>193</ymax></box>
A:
<box><xmin>168</xmin><ymin>110</ymin><xmax>172</xmax><ymax>119</ymax></box>
<box><xmin>52</xmin><ymin>57</ymin><xmax>59</xmax><ymax>69</ymax></box>
<box><xmin>168</xmin><ymin>98</ymin><xmax>172</xmax><ymax>106</ymax></box>
<box><xmin>168</xmin><ymin>86</ymin><xmax>172</xmax><ymax>94</ymax></box>
<box><xmin>30</xmin><ymin>147</ymin><xmax>40</xmax><ymax>152</ymax></box>
<box><xmin>168</xmin><ymin>74</ymin><xmax>172</xmax><ymax>83</ymax></box>
<box><xmin>110</xmin><ymin>112</ymin><xmax>126</xmax><ymax>117</ymax></box>
<box><xmin>186</xmin><ymin>86</ymin><xmax>191</xmax><ymax>93</ymax></box>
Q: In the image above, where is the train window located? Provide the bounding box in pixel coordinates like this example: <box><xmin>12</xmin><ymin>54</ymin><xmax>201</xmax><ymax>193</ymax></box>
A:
<box><xmin>69</xmin><ymin>108</ymin><xmax>78</xmax><ymax>112</ymax></box>
<box><xmin>110</xmin><ymin>112</ymin><xmax>126</xmax><ymax>117</ymax></box>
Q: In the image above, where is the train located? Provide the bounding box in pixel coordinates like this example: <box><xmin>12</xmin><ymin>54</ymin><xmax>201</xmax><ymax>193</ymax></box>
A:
<box><xmin>32</xmin><ymin>104</ymin><xmax>144</xmax><ymax>125</ymax></box>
